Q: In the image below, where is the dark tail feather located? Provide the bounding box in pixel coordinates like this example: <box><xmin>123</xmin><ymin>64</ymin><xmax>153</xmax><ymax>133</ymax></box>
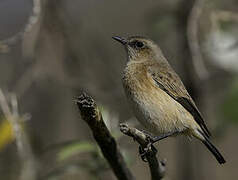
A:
<box><xmin>202</xmin><ymin>138</ymin><xmax>226</xmax><ymax>164</ymax></box>
<box><xmin>201</xmin><ymin>124</ymin><xmax>211</xmax><ymax>138</ymax></box>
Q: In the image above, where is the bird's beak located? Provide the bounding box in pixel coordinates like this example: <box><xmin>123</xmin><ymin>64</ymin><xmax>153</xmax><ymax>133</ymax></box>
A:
<box><xmin>112</xmin><ymin>36</ymin><xmax>128</xmax><ymax>45</ymax></box>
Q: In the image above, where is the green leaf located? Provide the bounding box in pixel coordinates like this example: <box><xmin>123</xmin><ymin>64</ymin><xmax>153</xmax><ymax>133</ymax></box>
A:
<box><xmin>57</xmin><ymin>141</ymin><xmax>97</xmax><ymax>161</ymax></box>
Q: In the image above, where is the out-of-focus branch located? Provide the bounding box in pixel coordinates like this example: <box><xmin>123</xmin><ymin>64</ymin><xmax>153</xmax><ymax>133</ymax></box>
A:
<box><xmin>0</xmin><ymin>89</ymin><xmax>36</xmax><ymax>180</ymax></box>
<box><xmin>75</xmin><ymin>93</ymin><xmax>135</xmax><ymax>180</ymax></box>
<box><xmin>187</xmin><ymin>0</ymin><xmax>210</xmax><ymax>81</ymax></box>
<box><xmin>210</xmin><ymin>10</ymin><xmax>238</xmax><ymax>32</ymax></box>
<box><xmin>0</xmin><ymin>0</ymin><xmax>41</xmax><ymax>53</ymax></box>
<box><xmin>14</xmin><ymin>0</ymin><xmax>80</xmax><ymax>98</ymax></box>
<box><xmin>24</xmin><ymin>0</ymin><xmax>41</xmax><ymax>35</ymax></box>
<box><xmin>212</xmin><ymin>10</ymin><xmax>238</xmax><ymax>22</ymax></box>
<box><xmin>120</xmin><ymin>124</ymin><xmax>166</xmax><ymax>180</ymax></box>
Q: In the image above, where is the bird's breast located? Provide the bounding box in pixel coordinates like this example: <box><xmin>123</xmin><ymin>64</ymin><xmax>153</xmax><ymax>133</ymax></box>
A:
<box><xmin>122</xmin><ymin>64</ymin><xmax>191</xmax><ymax>135</ymax></box>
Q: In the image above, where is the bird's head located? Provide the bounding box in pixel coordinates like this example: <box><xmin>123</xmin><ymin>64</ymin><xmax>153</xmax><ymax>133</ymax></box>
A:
<box><xmin>112</xmin><ymin>36</ymin><xmax>164</xmax><ymax>62</ymax></box>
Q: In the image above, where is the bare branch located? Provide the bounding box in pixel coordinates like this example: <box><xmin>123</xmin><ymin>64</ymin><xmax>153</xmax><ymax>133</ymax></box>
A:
<box><xmin>120</xmin><ymin>123</ymin><xmax>166</xmax><ymax>180</ymax></box>
<box><xmin>0</xmin><ymin>0</ymin><xmax>41</xmax><ymax>53</ymax></box>
<box><xmin>75</xmin><ymin>93</ymin><xmax>135</xmax><ymax>180</ymax></box>
<box><xmin>24</xmin><ymin>0</ymin><xmax>41</xmax><ymax>35</ymax></box>
<box><xmin>213</xmin><ymin>10</ymin><xmax>238</xmax><ymax>22</ymax></box>
<box><xmin>0</xmin><ymin>90</ymin><xmax>11</xmax><ymax>116</ymax></box>
<box><xmin>187</xmin><ymin>0</ymin><xmax>210</xmax><ymax>81</ymax></box>
<box><xmin>0</xmin><ymin>89</ymin><xmax>37</xmax><ymax>180</ymax></box>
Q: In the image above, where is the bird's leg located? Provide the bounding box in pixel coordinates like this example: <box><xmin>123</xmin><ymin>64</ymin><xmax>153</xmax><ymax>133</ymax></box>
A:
<box><xmin>138</xmin><ymin>130</ymin><xmax>157</xmax><ymax>162</ymax></box>
<box><xmin>139</xmin><ymin>144</ymin><xmax>157</xmax><ymax>162</ymax></box>
<box><xmin>139</xmin><ymin>130</ymin><xmax>179</xmax><ymax>162</ymax></box>
<box><xmin>150</xmin><ymin>131</ymin><xmax>179</xmax><ymax>143</ymax></box>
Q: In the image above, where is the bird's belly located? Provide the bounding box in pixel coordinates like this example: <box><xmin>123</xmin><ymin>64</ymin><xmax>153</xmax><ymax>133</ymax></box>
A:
<box><xmin>125</xmin><ymin>88</ymin><xmax>191</xmax><ymax>135</ymax></box>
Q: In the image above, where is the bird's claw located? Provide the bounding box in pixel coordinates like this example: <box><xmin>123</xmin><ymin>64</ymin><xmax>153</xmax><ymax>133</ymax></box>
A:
<box><xmin>138</xmin><ymin>130</ymin><xmax>158</xmax><ymax>162</ymax></box>
<box><xmin>139</xmin><ymin>143</ymin><xmax>157</xmax><ymax>162</ymax></box>
<box><xmin>139</xmin><ymin>146</ymin><xmax>147</xmax><ymax>162</ymax></box>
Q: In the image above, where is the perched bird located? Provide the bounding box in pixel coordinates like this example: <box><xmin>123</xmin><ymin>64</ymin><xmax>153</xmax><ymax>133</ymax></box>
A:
<box><xmin>113</xmin><ymin>36</ymin><xmax>226</xmax><ymax>164</ymax></box>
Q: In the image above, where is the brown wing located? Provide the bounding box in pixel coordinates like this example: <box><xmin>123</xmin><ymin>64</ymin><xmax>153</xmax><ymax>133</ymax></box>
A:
<box><xmin>148</xmin><ymin>65</ymin><xmax>211</xmax><ymax>137</ymax></box>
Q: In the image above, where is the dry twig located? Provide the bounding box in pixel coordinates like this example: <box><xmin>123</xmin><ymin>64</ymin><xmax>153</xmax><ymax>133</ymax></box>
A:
<box><xmin>0</xmin><ymin>89</ymin><xmax>36</xmax><ymax>180</ymax></box>
<box><xmin>75</xmin><ymin>93</ymin><xmax>135</xmax><ymax>180</ymax></box>
<box><xmin>120</xmin><ymin>123</ymin><xmax>166</xmax><ymax>180</ymax></box>
<box><xmin>0</xmin><ymin>0</ymin><xmax>41</xmax><ymax>53</ymax></box>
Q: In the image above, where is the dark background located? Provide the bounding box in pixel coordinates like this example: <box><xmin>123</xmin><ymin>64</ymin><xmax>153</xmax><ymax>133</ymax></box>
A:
<box><xmin>0</xmin><ymin>0</ymin><xmax>237</xmax><ymax>179</ymax></box>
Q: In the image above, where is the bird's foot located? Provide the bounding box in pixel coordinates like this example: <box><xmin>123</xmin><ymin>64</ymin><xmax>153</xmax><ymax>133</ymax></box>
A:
<box><xmin>138</xmin><ymin>130</ymin><xmax>177</xmax><ymax>162</ymax></box>
<box><xmin>140</xmin><ymin>130</ymin><xmax>164</xmax><ymax>144</ymax></box>
<box><xmin>139</xmin><ymin>143</ymin><xmax>157</xmax><ymax>162</ymax></box>
<box><xmin>138</xmin><ymin>130</ymin><xmax>158</xmax><ymax>162</ymax></box>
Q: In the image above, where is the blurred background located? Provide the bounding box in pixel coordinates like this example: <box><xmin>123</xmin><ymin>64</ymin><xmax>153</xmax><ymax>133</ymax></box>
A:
<box><xmin>0</xmin><ymin>0</ymin><xmax>237</xmax><ymax>179</ymax></box>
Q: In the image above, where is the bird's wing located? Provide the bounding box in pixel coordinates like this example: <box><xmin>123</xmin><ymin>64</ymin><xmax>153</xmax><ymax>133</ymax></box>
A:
<box><xmin>148</xmin><ymin>65</ymin><xmax>211</xmax><ymax>137</ymax></box>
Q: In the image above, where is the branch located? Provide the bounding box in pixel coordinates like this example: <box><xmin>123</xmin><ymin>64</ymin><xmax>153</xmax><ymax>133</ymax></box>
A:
<box><xmin>0</xmin><ymin>89</ymin><xmax>36</xmax><ymax>180</ymax></box>
<box><xmin>120</xmin><ymin>123</ymin><xmax>166</xmax><ymax>180</ymax></box>
<box><xmin>187</xmin><ymin>0</ymin><xmax>210</xmax><ymax>81</ymax></box>
<box><xmin>75</xmin><ymin>93</ymin><xmax>135</xmax><ymax>180</ymax></box>
<box><xmin>0</xmin><ymin>0</ymin><xmax>41</xmax><ymax>53</ymax></box>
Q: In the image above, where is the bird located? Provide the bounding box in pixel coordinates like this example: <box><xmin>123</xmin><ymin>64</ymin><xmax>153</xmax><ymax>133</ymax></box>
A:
<box><xmin>112</xmin><ymin>35</ymin><xmax>226</xmax><ymax>164</ymax></box>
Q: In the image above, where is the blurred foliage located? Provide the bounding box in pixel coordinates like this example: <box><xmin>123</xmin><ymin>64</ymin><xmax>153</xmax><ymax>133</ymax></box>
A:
<box><xmin>0</xmin><ymin>118</ymin><xmax>14</xmax><ymax>150</ymax></box>
<box><xmin>0</xmin><ymin>43</ymin><xmax>10</xmax><ymax>53</ymax></box>
<box><xmin>219</xmin><ymin>20</ymin><xmax>236</xmax><ymax>31</ymax></box>
<box><xmin>57</xmin><ymin>141</ymin><xmax>97</xmax><ymax>162</ymax></box>
<box><xmin>149</xmin><ymin>15</ymin><xmax>177</xmax><ymax>39</ymax></box>
<box><xmin>41</xmin><ymin>105</ymin><xmax>134</xmax><ymax>180</ymax></box>
<box><xmin>204</xmin><ymin>10</ymin><xmax>238</xmax><ymax>72</ymax></box>
<box><xmin>222</xmin><ymin>78</ymin><xmax>238</xmax><ymax>124</ymax></box>
<box><xmin>44</xmin><ymin>139</ymin><xmax>133</xmax><ymax>180</ymax></box>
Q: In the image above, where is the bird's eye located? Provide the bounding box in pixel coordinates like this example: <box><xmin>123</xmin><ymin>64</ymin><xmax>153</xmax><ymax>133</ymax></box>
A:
<box><xmin>135</xmin><ymin>41</ymin><xmax>144</xmax><ymax>48</ymax></box>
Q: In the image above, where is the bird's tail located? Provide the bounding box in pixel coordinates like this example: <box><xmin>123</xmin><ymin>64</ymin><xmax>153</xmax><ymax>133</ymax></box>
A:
<box><xmin>203</xmin><ymin>140</ymin><xmax>226</xmax><ymax>164</ymax></box>
<box><xmin>194</xmin><ymin>129</ymin><xmax>225</xmax><ymax>164</ymax></box>
<box><xmin>202</xmin><ymin>134</ymin><xmax>226</xmax><ymax>164</ymax></box>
